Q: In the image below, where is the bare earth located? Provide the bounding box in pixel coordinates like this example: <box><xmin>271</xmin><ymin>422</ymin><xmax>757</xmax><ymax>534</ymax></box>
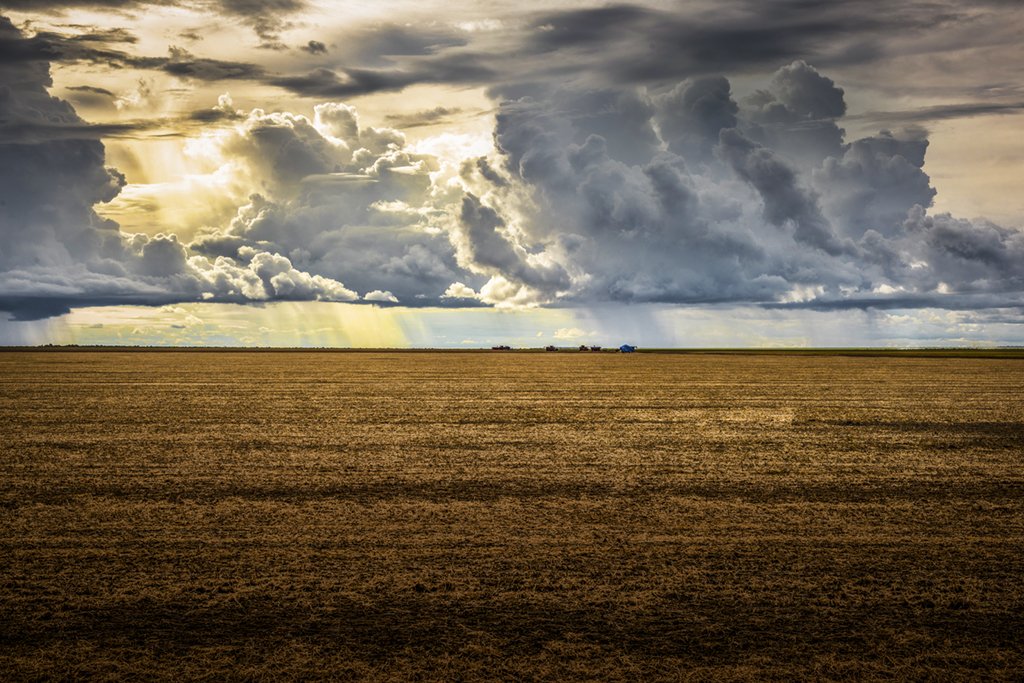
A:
<box><xmin>1</xmin><ymin>350</ymin><xmax>1022</xmax><ymax>680</ymax></box>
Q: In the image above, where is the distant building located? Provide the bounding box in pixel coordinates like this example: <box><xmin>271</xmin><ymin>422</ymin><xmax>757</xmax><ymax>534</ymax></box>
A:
<box><xmin>619</xmin><ymin>344</ymin><xmax>637</xmax><ymax>353</ymax></box>
<box><xmin>589</xmin><ymin>346</ymin><xmax>602</xmax><ymax>352</ymax></box>
<box><xmin>491</xmin><ymin>345</ymin><xmax>512</xmax><ymax>351</ymax></box>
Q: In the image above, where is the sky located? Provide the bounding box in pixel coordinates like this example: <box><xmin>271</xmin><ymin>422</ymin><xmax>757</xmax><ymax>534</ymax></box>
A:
<box><xmin>1</xmin><ymin>0</ymin><xmax>1023</xmax><ymax>347</ymax></box>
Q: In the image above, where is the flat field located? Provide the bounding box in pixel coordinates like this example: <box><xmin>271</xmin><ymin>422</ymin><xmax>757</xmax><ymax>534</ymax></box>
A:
<box><xmin>1</xmin><ymin>350</ymin><xmax>1022</xmax><ymax>680</ymax></box>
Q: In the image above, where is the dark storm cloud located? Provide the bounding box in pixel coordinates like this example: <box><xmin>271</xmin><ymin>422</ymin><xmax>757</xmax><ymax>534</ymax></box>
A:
<box><xmin>214</xmin><ymin>0</ymin><xmax>305</xmax><ymax>46</ymax></box>
<box><xmin>160</xmin><ymin>46</ymin><xmax>266</xmax><ymax>80</ymax></box>
<box><xmin>561</xmin><ymin>89</ymin><xmax>661</xmax><ymax>166</ymax></box>
<box><xmin>457</xmin><ymin>193</ymin><xmax>570</xmax><ymax>293</ymax></box>
<box><xmin>267</xmin><ymin>67</ymin><xmax>393</xmax><ymax>98</ymax></box>
<box><xmin>217</xmin><ymin>0</ymin><xmax>301</xmax><ymax>22</ymax></box>
<box><xmin>0</xmin><ymin>92</ymin><xmax>242</xmax><ymax>143</ymax></box>
<box><xmin>717</xmin><ymin>128</ymin><xmax>847</xmax><ymax>256</ymax></box>
<box><xmin>0</xmin><ymin>18</ymin><xmax>267</xmax><ymax>81</ymax></box>
<box><xmin>527</xmin><ymin>4</ymin><xmax>652</xmax><ymax>49</ymax></box>
<box><xmin>655</xmin><ymin>76</ymin><xmax>738</xmax><ymax>162</ymax></box>
<box><xmin>1</xmin><ymin>14</ymin><xmax>480</xmax><ymax>95</ymax></box>
<box><xmin>384</xmin><ymin>106</ymin><xmax>464</xmax><ymax>129</ymax></box>
<box><xmin>237</xmin><ymin>0</ymin><xmax>1019</xmax><ymax>103</ymax></box>
<box><xmin>300</xmin><ymin>39</ymin><xmax>326</xmax><ymax>55</ymax></box>
<box><xmin>5</xmin><ymin>1</ymin><xmax>1023</xmax><ymax>108</ymax></box>
<box><xmin>767</xmin><ymin>59</ymin><xmax>846</xmax><ymax>120</ymax></box>
<box><xmin>64</xmin><ymin>82</ymin><xmax>115</xmax><ymax>107</ymax></box>
<box><xmin>268</xmin><ymin>53</ymin><xmax>494</xmax><ymax>98</ymax></box>
<box><xmin>66</xmin><ymin>83</ymin><xmax>114</xmax><ymax>96</ymax></box>
<box><xmin>237</xmin><ymin>1</ymin><xmax>1010</xmax><ymax>102</ymax></box>
<box><xmin>56</xmin><ymin>25</ymin><xmax>137</xmax><ymax>43</ymax></box>
<box><xmin>341</xmin><ymin>23</ymin><xmax>467</xmax><ymax>62</ymax></box>
<box><xmin>813</xmin><ymin>129</ymin><xmax>935</xmax><ymax>239</ymax></box>
<box><xmin>524</xmin><ymin>1</ymin><xmax>958</xmax><ymax>84</ymax></box>
<box><xmin>852</xmin><ymin>101</ymin><xmax>1024</xmax><ymax>124</ymax></box>
<box><xmin>0</xmin><ymin>118</ymin><xmax>154</xmax><ymax>141</ymax></box>
<box><xmin>740</xmin><ymin>61</ymin><xmax>848</xmax><ymax>167</ymax></box>
<box><xmin>0</xmin><ymin>18</ymin><xmax>125</xmax><ymax>63</ymax></box>
<box><xmin>909</xmin><ymin>209</ymin><xmax>1024</xmax><ymax>291</ymax></box>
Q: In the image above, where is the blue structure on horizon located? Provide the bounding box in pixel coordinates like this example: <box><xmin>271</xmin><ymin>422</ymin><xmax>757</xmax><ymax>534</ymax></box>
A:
<box><xmin>619</xmin><ymin>344</ymin><xmax>636</xmax><ymax>353</ymax></box>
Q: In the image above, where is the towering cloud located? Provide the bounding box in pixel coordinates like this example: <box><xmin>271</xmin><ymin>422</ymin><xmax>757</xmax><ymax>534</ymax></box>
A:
<box><xmin>187</xmin><ymin>102</ymin><xmax>468</xmax><ymax>304</ymax></box>
<box><xmin>454</xmin><ymin>60</ymin><xmax>1023</xmax><ymax>310</ymax></box>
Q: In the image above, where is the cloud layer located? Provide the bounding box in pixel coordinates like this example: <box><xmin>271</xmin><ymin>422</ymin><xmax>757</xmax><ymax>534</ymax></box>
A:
<box><xmin>0</xmin><ymin>18</ymin><xmax>359</xmax><ymax>317</ymax></box>
<box><xmin>1</xmin><ymin>6</ymin><xmax>1023</xmax><ymax>320</ymax></box>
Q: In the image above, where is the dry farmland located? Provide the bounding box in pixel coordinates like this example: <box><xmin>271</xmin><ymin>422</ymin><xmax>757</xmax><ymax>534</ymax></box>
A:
<box><xmin>0</xmin><ymin>350</ymin><xmax>1022</xmax><ymax>680</ymax></box>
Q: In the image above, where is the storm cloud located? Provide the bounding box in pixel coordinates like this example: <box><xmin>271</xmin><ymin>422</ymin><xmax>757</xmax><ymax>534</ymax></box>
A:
<box><xmin>5</xmin><ymin>1</ymin><xmax>1023</xmax><ymax>103</ymax></box>
<box><xmin>447</xmin><ymin>58</ymin><xmax>1023</xmax><ymax>310</ymax></box>
<box><xmin>1</xmin><ymin>2</ymin><xmax>1023</xmax><ymax>321</ymax></box>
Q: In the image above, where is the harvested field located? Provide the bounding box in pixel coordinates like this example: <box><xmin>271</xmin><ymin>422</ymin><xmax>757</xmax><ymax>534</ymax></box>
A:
<box><xmin>1</xmin><ymin>350</ymin><xmax>1022</xmax><ymax>680</ymax></box>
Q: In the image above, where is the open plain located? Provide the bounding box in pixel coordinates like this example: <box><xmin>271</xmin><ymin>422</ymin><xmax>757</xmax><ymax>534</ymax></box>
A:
<box><xmin>1</xmin><ymin>350</ymin><xmax>1022</xmax><ymax>680</ymax></box>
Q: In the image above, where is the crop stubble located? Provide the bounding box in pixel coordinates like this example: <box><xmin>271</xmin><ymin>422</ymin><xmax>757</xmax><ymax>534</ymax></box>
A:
<box><xmin>0</xmin><ymin>351</ymin><xmax>1022</xmax><ymax>680</ymax></box>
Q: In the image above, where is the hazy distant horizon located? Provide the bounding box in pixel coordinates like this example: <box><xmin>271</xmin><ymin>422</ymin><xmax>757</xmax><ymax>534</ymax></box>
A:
<box><xmin>6</xmin><ymin>301</ymin><xmax>1024</xmax><ymax>349</ymax></box>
